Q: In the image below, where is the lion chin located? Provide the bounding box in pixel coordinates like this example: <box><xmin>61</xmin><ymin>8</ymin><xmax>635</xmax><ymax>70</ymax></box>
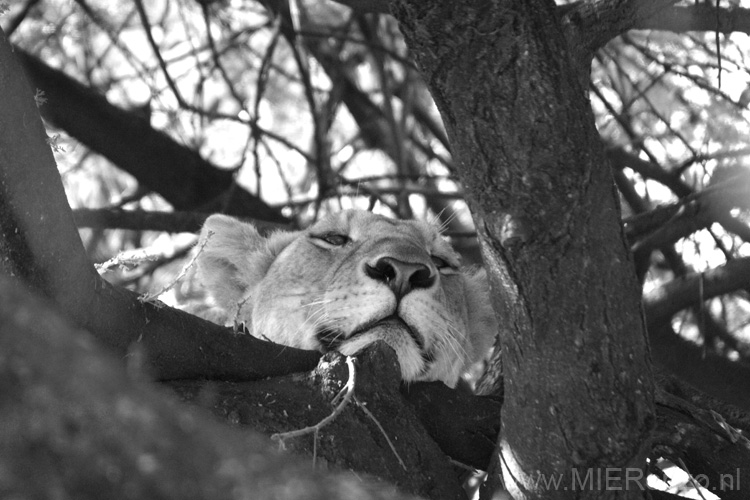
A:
<box><xmin>193</xmin><ymin>209</ymin><xmax>497</xmax><ymax>388</ymax></box>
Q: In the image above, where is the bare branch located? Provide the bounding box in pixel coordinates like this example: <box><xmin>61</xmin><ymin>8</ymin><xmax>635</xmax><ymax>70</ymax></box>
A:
<box><xmin>328</xmin><ymin>0</ymin><xmax>389</xmax><ymax>14</ymax></box>
<box><xmin>644</xmin><ymin>257</ymin><xmax>750</xmax><ymax>327</ymax></box>
<box><xmin>561</xmin><ymin>0</ymin><xmax>679</xmax><ymax>53</ymax></box>
<box><xmin>72</xmin><ymin>209</ymin><xmax>289</xmax><ymax>234</ymax></box>
<box><xmin>330</xmin><ymin>0</ymin><xmax>750</xmax><ymax>52</ymax></box>
<box><xmin>627</xmin><ymin>177</ymin><xmax>750</xmax><ymax>255</ymax></box>
<box><xmin>563</xmin><ymin>1</ymin><xmax>750</xmax><ymax>53</ymax></box>
<box><xmin>636</xmin><ymin>4</ymin><xmax>750</xmax><ymax>35</ymax></box>
<box><xmin>655</xmin><ymin>386</ymin><xmax>750</xmax><ymax>500</ymax></box>
<box><xmin>606</xmin><ymin>146</ymin><xmax>692</xmax><ymax>197</ymax></box>
<box><xmin>16</xmin><ymin>49</ymin><xmax>287</xmax><ymax>222</ymax></box>
<box><xmin>133</xmin><ymin>0</ymin><xmax>190</xmax><ymax>110</ymax></box>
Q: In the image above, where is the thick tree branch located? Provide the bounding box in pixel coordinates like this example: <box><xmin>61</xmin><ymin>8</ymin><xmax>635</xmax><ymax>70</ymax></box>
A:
<box><xmin>649</xmin><ymin>321</ymin><xmax>750</xmax><ymax>412</ymax></box>
<box><xmin>607</xmin><ymin>146</ymin><xmax>692</xmax><ymax>197</ymax></box>
<box><xmin>173</xmin><ymin>345</ymin><xmax>468</xmax><ymax>499</ymax></box>
<box><xmin>562</xmin><ymin>0</ymin><xmax>679</xmax><ymax>54</ymax></box>
<box><xmin>0</xmin><ymin>275</ymin><xmax>412</xmax><ymax>500</ymax></box>
<box><xmin>15</xmin><ymin>48</ymin><xmax>287</xmax><ymax>223</ymax></box>
<box><xmin>627</xmin><ymin>178</ymin><xmax>750</xmax><ymax>256</ymax></box>
<box><xmin>330</xmin><ymin>0</ymin><xmax>389</xmax><ymax>14</ymax></box>
<box><xmin>401</xmin><ymin>382</ymin><xmax>500</xmax><ymax>470</ymax></box>
<box><xmin>0</xmin><ymin>27</ymin><xmax>318</xmax><ymax>382</ymax></box>
<box><xmin>72</xmin><ymin>208</ymin><xmax>289</xmax><ymax>234</ymax></box>
<box><xmin>654</xmin><ymin>387</ymin><xmax>750</xmax><ymax>500</ymax></box>
<box><xmin>644</xmin><ymin>257</ymin><xmax>750</xmax><ymax>328</ymax></box>
<box><xmin>73</xmin><ymin>209</ymin><xmax>209</xmax><ymax>234</ymax></box>
<box><xmin>542</xmin><ymin>1</ymin><xmax>750</xmax><ymax>54</ymax></box>
<box><xmin>329</xmin><ymin>0</ymin><xmax>749</xmax><ymax>53</ymax></box>
<box><xmin>636</xmin><ymin>5</ymin><xmax>750</xmax><ymax>35</ymax></box>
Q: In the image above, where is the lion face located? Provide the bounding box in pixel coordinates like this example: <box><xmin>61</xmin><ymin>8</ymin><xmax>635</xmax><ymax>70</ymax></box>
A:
<box><xmin>195</xmin><ymin>210</ymin><xmax>496</xmax><ymax>387</ymax></box>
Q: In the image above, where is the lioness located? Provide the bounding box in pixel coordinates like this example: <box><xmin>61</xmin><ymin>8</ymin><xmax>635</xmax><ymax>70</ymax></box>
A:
<box><xmin>195</xmin><ymin>210</ymin><xmax>496</xmax><ymax>387</ymax></box>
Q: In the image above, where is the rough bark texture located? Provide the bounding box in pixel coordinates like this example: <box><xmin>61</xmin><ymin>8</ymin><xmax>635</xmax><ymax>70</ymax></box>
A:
<box><xmin>649</xmin><ymin>323</ymin><xmax>750</xmax><ymax>412</ymax></box>
<box><xmin>653</xmin><ymin>387</ymin><xmax>750</xmax><ymax>500</ymax></box>
<box><xmin>402</xmin><ymin>382</ymin><xmax>501</xmax><ymax>470</ymax></box>
<box><xmin>172</xmin><ymin>346</ymin><xmax>467</xmax><ymax>500</ymax></box>
<box><xmin>390</xmin><ymin>2</ymin><xmax>655</xmax><ymax>499</ymax></box>
<box><xmin>637</xmin><ymin>4</ymin><xmax>750</xmax><ymax>34</ymax></box>
<box><xmin>0</xmin><ymin>275</ymin><xmax>417</xmax><ymax>500</ymax></box>
<box><xmin>644</xmin><ymin>258</ymin><xmax>750</xmax><ymax>327</ymax></box>
<box><xmin>560</xmin><ymin>0</ymin><xmax>680</xmax><ymax>54</ymax></box>
<box><xmin>172</xmin><ymin>373</ymin><xmax>502</xmax><ymax>475</ymax></box>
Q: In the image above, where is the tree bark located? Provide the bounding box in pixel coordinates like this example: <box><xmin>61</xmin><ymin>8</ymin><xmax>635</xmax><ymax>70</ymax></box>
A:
<box><xmin>644</xmin><ymin>258</ymin><xmax>750</xmax><ymax>328</ymax></box>
<box><xmin>653</xmin><ymin>386</ymin><xmax>750</xmax><ymax>500</ymax></box>
<box><xmin>390</xmin><ymin>2</ymin><xmax>655</xmax><ymax>499</ymax></box>
<box><xmin>171</xmin><ymin>345</ymin><xmax>467</xmax><ymax>500</ymax></box>
<box><xmin>649</xmin><ymin>323</ymin><xmax>750</xmax><ymax>412</ymax></box>
<box><xmin>0</xmin><ymin>274</ymin><xmax>417</xmax><ymax>500</ymax></box>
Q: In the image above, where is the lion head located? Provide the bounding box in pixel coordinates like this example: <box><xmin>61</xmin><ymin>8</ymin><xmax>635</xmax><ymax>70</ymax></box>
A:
<box><xmin>194</xmin><ymin>210</ymin><xmax>496</xmax><ymax>387</ymax></box>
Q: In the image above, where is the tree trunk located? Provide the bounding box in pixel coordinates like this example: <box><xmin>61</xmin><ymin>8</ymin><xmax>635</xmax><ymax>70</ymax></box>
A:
<box><xmin>391</xmin><ymin>2</ymin><xmax>655</xmax><ymax>498</ymax></box>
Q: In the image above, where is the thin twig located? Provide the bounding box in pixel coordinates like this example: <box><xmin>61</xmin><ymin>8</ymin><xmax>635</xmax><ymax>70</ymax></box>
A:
<box><xmin>676</xmin><ymin>457</ymin><xmax>709</xmax><ymax>500</ymax></box>
<box><xmin>95</xmin><ymin>249</ymin><xmax>159</xmax><ymax>273</ymax></box>
<box><xmin>354</xmin><ymin>396</ymin><xmax>407</xmax><ymax>471</ymax></box>
<box><xmin>232</xmin><ymin>294</ymin><xmax>253</xmax><ymax>333</ymax></box>
<box><xmin>133</xmin><ymin>0</ymin><xmax>187</xmax><ymax>108</ymax></box>
<box><xmin>271</xmin><ymin>356</ymin><xmax>356</xmax><ymax>446</ymax></box>
<box><xmin>449</xmin><ymin>458</ymin><xmax>478</xmax><ymax>473</ymax></box>
<box><xmin>138</xmin><ymin>231</ymin><xmax>213</xmax><ymax>303</ymax></box>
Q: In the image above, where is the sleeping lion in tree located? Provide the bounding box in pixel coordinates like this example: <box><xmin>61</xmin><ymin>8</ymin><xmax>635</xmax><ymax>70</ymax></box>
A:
<box><xmin>194</xmin><ymin>209</ymin><xmax>497</xmax><ymax>387</ymax></box>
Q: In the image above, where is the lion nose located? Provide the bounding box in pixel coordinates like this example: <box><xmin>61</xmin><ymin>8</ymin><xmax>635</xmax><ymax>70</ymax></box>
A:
<box><xmin>365</xmin><ymin>257</ymin><xmax>435</xmax><ymax>299</ymax></box>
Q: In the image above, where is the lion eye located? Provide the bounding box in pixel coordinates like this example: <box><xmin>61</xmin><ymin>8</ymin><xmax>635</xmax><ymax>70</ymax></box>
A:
<box><xmin>316</xmin><ymin>233</ymin><xmax>349</xmax><ymax>246</ymax></box>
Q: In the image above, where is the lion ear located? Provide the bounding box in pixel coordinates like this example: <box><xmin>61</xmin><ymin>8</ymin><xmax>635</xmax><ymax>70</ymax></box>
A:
<box><xmin>195</xmin><ymin>214</ymin><xmax>298</xmax><ymax>320</ymax></box>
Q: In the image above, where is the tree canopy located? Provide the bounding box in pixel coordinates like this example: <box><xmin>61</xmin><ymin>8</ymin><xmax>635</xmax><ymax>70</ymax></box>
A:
<box><xmin>3</xmin><ymin>1</ymin><xmax>750</xmax><ymax>499</ymax></box>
